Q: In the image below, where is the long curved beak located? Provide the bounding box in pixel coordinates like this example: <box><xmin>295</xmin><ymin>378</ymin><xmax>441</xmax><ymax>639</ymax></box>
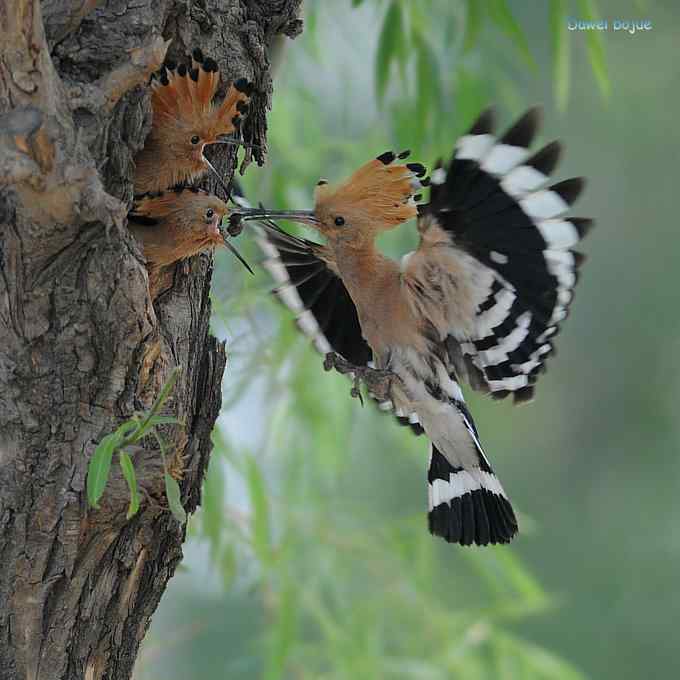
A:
<box><xmin>202</xmin><ymin>140</ymin><xmax>262</xmax><ymax>202</ymax></box>
<box><xmin>216</xmin><ymin>216</ymin><xmax>254</xmax><ymax>275</ymax></box>
<box><xmin>231</xmin><ymin>208</ymin><xmax>320</xmax><ymax>226</ymax></box>
<box><xmin>223</xmin><ymin>239</ymin><xmax>254</xmax><ymax>275</ymax></box>
<box><xmin>202</xmin><ymin>155</ymin><xmax>233</xmax><ymax>200</ymax></box>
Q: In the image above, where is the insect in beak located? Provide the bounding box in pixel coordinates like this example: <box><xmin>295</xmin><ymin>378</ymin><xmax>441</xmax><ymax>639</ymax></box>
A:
<box><xmin>217</xmin><ymin>216</ymin><xmax>254</xmax><ymax>275</ymax></box>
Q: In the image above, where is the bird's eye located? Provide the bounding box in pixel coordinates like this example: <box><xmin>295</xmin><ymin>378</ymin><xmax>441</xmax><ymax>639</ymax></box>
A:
<box><xmin>334</xmin><ymin>216</ymin><xmax>345</xmax><ymax>226</ymax></box>
<box><xmin>206</xmin><ymin>208</ymin><xmax>215</xmax><ymax>220</ymax></box>
<box><xmin>191</xmin><ymin>135</ymin><xmax>200</xmax><ymax>145</ymax></box>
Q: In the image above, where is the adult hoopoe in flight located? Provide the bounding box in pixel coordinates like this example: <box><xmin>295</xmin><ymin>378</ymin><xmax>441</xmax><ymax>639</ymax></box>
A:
<box><xmin>129</xmin><ymin>185</ymin><xmax>252</xmax><ymax>297</ymax></box>
<box><xmin>231</xmin><ymin>107</ymin><xmax>593</xmax><ymax>546</ymax></box>
<box><xmin>134</xmin><ymin>48</ymin><xmax>254</xmax><ymax>196</ymax></box>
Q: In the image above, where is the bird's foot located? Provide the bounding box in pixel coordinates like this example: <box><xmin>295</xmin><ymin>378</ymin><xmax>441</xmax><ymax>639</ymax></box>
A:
<box><xmin>323</xmin><ymin>352</ymin><xmax>396</xmax><ymax>405</ymax></box>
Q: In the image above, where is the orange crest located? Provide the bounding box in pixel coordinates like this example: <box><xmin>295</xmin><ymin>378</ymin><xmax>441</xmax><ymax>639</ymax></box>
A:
<box><xmin>150</xmin><ymin>49</ymin><xmax>253</xmax><ymax>142</ymax></box>
<box><xmin>314</xmin><ymin>151</ymin><xmax>429</xmax><ymax>231</ymax></box>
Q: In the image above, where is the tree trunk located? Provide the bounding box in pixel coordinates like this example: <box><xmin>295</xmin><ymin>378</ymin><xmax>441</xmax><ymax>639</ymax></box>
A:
<box><xmin>0</xmin><ymin>1</ymin><xmax>302</xmax><ymax>678</ymax></box>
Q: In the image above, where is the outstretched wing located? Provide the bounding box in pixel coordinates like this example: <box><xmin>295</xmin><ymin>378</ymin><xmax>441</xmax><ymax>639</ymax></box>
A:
<box><xmin>257</xmin><ymin>222</ymin><xmax>371</xmax><ymax>366</ymax></box>
<box><xmin>405</xmin><ymin>107</ymin><xmax>593</xmax><ymax>403</ymax></box>
<box><xmin>231</xmin><ymin>187</ymin><xmax>369</xmax><ymax>364</ymax></box>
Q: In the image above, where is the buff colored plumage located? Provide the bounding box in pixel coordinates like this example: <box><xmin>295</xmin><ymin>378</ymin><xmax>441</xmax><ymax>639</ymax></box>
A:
<box><xmin>129</xmin><ymin>186</ymin><xmax>249</xmax><ymax>297</ymax></box>
<box><xmin>134</xmin><ymin>49</ymin><xmax>253</xmax><ymax>195</ymax></box>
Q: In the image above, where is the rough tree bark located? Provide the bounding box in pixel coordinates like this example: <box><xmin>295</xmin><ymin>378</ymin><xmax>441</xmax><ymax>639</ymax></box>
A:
<box><xmin>0</xmin><ymin>1</ymin><xmax>302</xmax><ymax>678</ymax></box>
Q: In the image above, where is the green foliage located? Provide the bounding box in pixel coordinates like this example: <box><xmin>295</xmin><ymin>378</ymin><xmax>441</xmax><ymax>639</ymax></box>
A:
<box><xmin>87</xmin><ymin>432</ymin><xmax>121</xmax><ymax>509</ymax></box>
<box><xmin>245</xmin><ymin>455</ymin><xmax>272</xmax><ymax>566</ymax></box>
<box><xmin>550</xmin><ymin>0</ymin><xmax>571</xmax><ymax>111</ymax></box>
<box><xmin>86</xmin><ymin>367</ymin><xmax>184</xmax><ymax>522</ymax></box>
<box><xmin>367</xmin><ymin>0</ymin><xmax>608</xmax><ymax>118</ymax></box>
<box><xmin>375</xmin><ymin>1</ymin><xmax>406</xmax><ymax>102</ymax></box>
<box><xmin>486</xmin><ymin>0</ymin><xmax>536</xmax><ymax>70</ymax></box>
<box><xmin>164</xmin><ymin>473</ymin><xmax>187</xmax><ymax>524</ymax></box>
<box><xmin>119</xmin><ymin>450</ymin><xmax>140</xmax><ymax>519</ymax></box>
<box><xmin>463</xmin><ymin>0</ymin><xmax>483</xmax><ymax>53</ymax></box>
<box><xmin>155</xmin><ymin>429</ymin><xmax>188</xmax><ymax>524</ymax></box>
<box><xmin>139</xmin><ymin>1</ymin><xmax>646</xmax><ymax>678</ymax></box>
<box><xmin>575</xmin><ymin>0</ymin><xmax>610</xmax><ymax>97</ymax></box>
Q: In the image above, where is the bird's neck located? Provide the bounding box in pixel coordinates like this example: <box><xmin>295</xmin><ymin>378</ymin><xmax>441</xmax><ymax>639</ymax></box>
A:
<box><xmin>333</xmin><ymin>238</ymin><xmax>395</xmax><ymax>297</ymax></box>
<box><xmin>134</xmin><ymin>136</ymin><xmax>203</xmax><ymax>194</ymax></box>
<box><xmin>331</xmin><ymin>237</ymin><xmax>409</xmax><ymax>357</ymax></box>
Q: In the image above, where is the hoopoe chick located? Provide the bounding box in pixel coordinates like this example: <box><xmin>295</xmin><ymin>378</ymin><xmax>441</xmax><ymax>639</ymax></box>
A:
<box><xmin>129</xmin><ymin>186</ymin><xmax>252</xmax><ymax>297</ymax></box>
<box><xmin>134</xmin><ymin>48</ymin><xmax>254</xmax><ymax>195</ymax></box>
<box><xmin>233</xmin><ymin>108</ymin><xmax>594</xmax><ymax>547</ymax></box>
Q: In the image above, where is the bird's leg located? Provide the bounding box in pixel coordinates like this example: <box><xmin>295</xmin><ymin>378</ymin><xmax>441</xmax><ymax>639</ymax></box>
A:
<box><xmin>323</xmin><ymin>352</ymin><xmax>397</xmax><ymax>405</ymax></box>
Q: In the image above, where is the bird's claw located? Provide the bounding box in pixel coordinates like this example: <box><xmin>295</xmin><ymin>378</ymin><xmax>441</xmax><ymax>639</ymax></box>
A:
<box><xmin>350</xmin><ymin>380</ymin><xmax>364</xmax><ymax>407</ymax></box>
<box><xmin>323</xmin><ymin>352</ymin><xmax>395</xmax><ymax>405</ymax></box>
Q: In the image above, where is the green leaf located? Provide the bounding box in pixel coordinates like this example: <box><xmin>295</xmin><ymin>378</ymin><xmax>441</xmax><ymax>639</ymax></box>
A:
<box><xmin>145</xmin><ymin>415</ymin><xmax>181</xmax><ymax>427</ymax></box>
<box><xmin>576</xmin><ymin>0</ymin><xmax>610</xmax><ymax>98</ymax></box>
<box><xmin>351</xmin><ymin>0</ymin><xmax>365</xmax><ymax>6</ymax></box>
<box><xmin>414</xmin><ymin>33</ymin><xmax>442</xmax><ymax>119</ymax></box>
<box><xmin>119</xmin><ymin>450</ymin><xmax>140</xmax><ymax>519</ymax></box>
<box><xmin>153</xmin><ymin>366</ymin><xmax>181</xmax><ymax>412</ymax></box>
<box><xmin>164</xmin><ymin>473</ymin><xmax>187</xmax><ymax>524</ymax></box>
<box><xmin>153</xmin><ymin>429</ymin><xmax>168</xmax><ymax>468</ymax></box>
<box><xmin>463</xmin><ymin>0</ymin><xmax>483</xmax><ymax>52</ymax></box>
<box><xmin>246</xmin><ymin>456</ymin><xmax>271</xmax><ymax>564</ymax></box>
<box><xmin>87</xmin><ymin>432</ymin><xmax>119</xmax><ymax>508</ymax></box>
<box><xmin>132</xmin><ymin>367</ymin><xmax>181</xmax><ymax>441</ymax></box>
<box><xmin>550</xmin><ymin>0</ymin><xmax>570</xmax><ymax>111</ymax></box>
<box><xmin>452</xmin><ymin>67</ymin><xmax>492</xmax><ymax>142</ymax></box>
<box><xmin>375</xmin><ymin>1</ymin><xmax>404</xmax><ymax>103</ymax></box>
<box><xmin>219</xmin><ymin>544</ymin><xmax>238</xmax><ymax>590</ymax></box>
<box><xmin>114</xmin><ymin>420</ymin><xmax>139</xmax><ymax>440</ymax></box>
<box><xmin>497</xmin><ymin>632</ymin><xmax>589</xmax><ymax>680</ymax></box>
<box><xmin>202</xmin><ymin>453</ymin><xmax>225</xmax><ymax>555</ymax></box>
<box><xmin>486</xmin><ymin>0</ymin><xmax>536</xmax><ymax>70</ymax></box>
<box><xmin>264</xmin><ymin>582</ymin><xmax>298</xmax><ymax>680</ymax></box>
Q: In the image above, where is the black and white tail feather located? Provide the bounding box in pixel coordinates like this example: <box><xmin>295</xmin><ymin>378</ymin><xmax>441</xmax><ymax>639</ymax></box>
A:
<box><xmin>428</xmin><ymin>444</ymin><xmax>517</xmax><ymax>545</ymax></box>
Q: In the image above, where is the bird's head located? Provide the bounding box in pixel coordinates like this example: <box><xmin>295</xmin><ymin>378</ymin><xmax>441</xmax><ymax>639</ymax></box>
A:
<box><xmin>129</xmin><ymin>187</ymin><xmax>253</xmax><ymax>273</ymax></box>
<box><xmin>231</xmin><ymin>151</ymin><xmax>428</xmax><ymax>246</ymax></box>
<box><xmin>150</xmin><ymin>50</ymin><xmax>254</xmax><ymax>185</ymax></box>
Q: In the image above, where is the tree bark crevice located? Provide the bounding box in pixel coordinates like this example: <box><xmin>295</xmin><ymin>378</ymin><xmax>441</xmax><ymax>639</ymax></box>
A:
<box><xmin>0</xmin><ymin>0</ymin><xmax>302</xmax><ymax>678</ymax></box>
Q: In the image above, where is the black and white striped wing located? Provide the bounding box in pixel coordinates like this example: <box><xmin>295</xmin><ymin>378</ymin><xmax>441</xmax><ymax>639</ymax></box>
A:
<box><xmin>255</xmin><ymin>225</ymin><xmax>371</xmax><ymax>366</ymax></box>
<box><xmin>251</xmin><ymin>222</ymin><xmax>426</xmax><ymax>434</ymax></box>
<box><xmin>424</xmin><ymin>107</ymin><xmax>593</xmax><ymax>403</ymax></box>
<box><xmin>230</xmin><ymin>187</ymin><xmax>369</xmax><ymax>365</ymax></box>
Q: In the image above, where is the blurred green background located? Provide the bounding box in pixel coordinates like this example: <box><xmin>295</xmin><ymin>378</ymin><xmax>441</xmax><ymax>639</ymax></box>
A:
<box><xmin>135</xmin><ymin>1</ymin><xmax>679</xmax><ymax>678</ymax></box>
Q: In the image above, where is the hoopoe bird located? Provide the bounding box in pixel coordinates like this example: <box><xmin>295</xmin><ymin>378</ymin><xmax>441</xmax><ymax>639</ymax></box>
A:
<box><xmin>133</xmin><ymin>48</ymin><xmax>254</xmax><ymax>195</ymax></box>
<box><xmin>231</xmin><ymin>107</ymin><xmax>593</xmax><ymax>546</ymax></box>
<box><xmin>129</xmin><ymin>185</ymin><xmax>251</xmax><ymax>297</ymax></box>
